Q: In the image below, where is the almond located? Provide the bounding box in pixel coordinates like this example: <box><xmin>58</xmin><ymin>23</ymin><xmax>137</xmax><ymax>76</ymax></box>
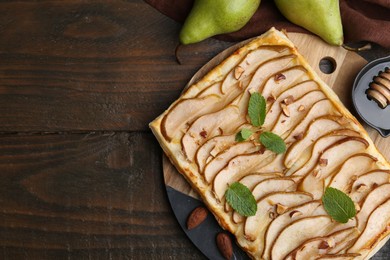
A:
<box><xmin>187</xmin><ymin>206</ymin><xmax>208</xmax><ymax>230</ymax></box>
<box><xmin>216</xmin><ymin>232</ymin><xmax>233</xmax><ymax>260</ymax></box>
<box><xmin>298</xmin><ymin>105</ymin><xmax>305</xmax><ymax>112</ymax></box>
<box><xmin>319</xmin><ymin>158</ymin><xmax>328</xmax><ymax>167</ymax></box>
<box><xmin>293</xmin><ymin>132</ymin><xmax>304</xmax><ymax>140</ymax></box>
<box><xmin>283</xmin><ymin>95</ymin><xmax>294</xmax><ymax>105</ymax></box>
<box><xmin>276</xmin><ymin>203</ymin><xmax>288</xmax><ymax>214</ymax></box>
<box><xmin>234</xmin><ymin>66</ymin><xmax>244</xmax><ymax>80</ymax></box>
<box><xmin>289</xmin><ymin>210</ymin><xmax>303</xmax><ymax>218</ymax></box>
<box><xmin>281</xmin><ymin>103</ymin><xmax>290</xmax><ymax>117</ymax></box>
<box><xmin>274</xmin><ymin>73</ymin><xmax>286</xmax><ymax>82</ymax></box>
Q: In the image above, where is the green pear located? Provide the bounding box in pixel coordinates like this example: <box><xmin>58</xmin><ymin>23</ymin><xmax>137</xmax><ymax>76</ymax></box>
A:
<box><xmin>179</xmin><ymin>0</ymin><xmax>261</xmax><ymax>45</ymax></box>
<box><xmin>274</xmin><ymin>0</ymin><xmax>343</xmax><ymax>45</ymax></box>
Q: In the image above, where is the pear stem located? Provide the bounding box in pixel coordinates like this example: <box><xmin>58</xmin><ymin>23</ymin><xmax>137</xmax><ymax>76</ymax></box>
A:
<box><xmin>342</xmin><ymin>43</ymin><xmax>372</xmax><ymax>52</ymax></box>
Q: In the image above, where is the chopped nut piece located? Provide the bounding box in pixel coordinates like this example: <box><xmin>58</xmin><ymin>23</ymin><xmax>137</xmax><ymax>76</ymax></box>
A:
<box><xmin>274</xmin><ymin>73</ymin><xmax>286</xmax><ymax>82</ymax></box>
<box><xmin>356</xmin><ymin>183</ymin><xmax>368</xmax><ymax>192</ymax></box>
<box><xmin>293</xmin><ymin>132</ymin><xmax>304</xmax><ymax>140</ymax></box>
<box><xmin>319</xmin><ymin>158</ymin><xmax>328</xmax><ymax>167</ymax></box>
<box><xmin>318</xmin><ymin>240</ymin><xmax>330</xmax><ymax>249</ymax></box>
<box><xmin>283</xmin><ymin>95</ymin><xmax>294</xmax><ymax>105</ymax></box>
<box><xmin>276</xmin><ymin>203</ymin><xmax>288</xmax><ymax>214</ymax></box>
<box><xmin>238</xmin><ymin>81</ymin><xmax>243</xmax><ymax>89</ymax></box>
<box><xmin>281</xmin><ymin>103</ymin><xmax>290</xmax><ymax>117</ymax></box>
<box><xmin>281</xmin><ymin>120</ymin><xmax>286</xmax><ymax>123</ymax></box>
<box><xmin>354</xmin><ymin>202</ymin><xmax>361</xmax><ymax>212</ymax></box>
<box><xmin>298</xmin><ymin>105</ymin><xmax>305</xmax><ymax>112</ymax></box>
<box><xmin>289</xmin><ymin>210</ymin><xmax>302</xmax><ymax>218</ymax></box>
<box><xmin>234</xmin><ymin>66</ymin><xmax>244</xmax><ymax>80</ymax></box>
<box><xmin>267</xmin><ymin>95</ymin><xmax>276</xmax><ymax>103</ymax></box>
<box><xmin>312</xmin><ymin>169</ymin><xmax>321</xmax><ymax>178</ymax></box>
<box><xmin>269</xmin><ymin>212</ymin><xmax>276</xmax><ymax>219</ymax></box>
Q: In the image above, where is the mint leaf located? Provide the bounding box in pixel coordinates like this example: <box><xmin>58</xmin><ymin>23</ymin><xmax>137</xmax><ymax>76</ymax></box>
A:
<box><xmin>322</xmin><ymin>187</ymin><xmax>356</xmax><ymax>223</ymax></box>
<box><xmin>259</xmin><ymin>131</ymin><xmax>286</xmax><ymax>154</ymax></box>
<box><xmin>225</xmin><ymin>182</ymin><xmax>257</xmax><ymax>217</ymax></box>
<box><xmin>235</xmin><ymin>128</ymin><xmax>253</xmax><ymax>142</ymax></box>
<box><xmin>248</xmin><ymin>92</ymin><xmax>266</xmax><ymax>127</ymax></box>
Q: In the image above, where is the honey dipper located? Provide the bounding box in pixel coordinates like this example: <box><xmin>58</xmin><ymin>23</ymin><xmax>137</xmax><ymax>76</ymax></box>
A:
<box><xmin>366</xmin><ymin>67</ymin><xmax>390</xmax><ymax>109</ymax></box>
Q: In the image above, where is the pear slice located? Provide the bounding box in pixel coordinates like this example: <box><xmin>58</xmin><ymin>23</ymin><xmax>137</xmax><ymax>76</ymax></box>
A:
<box><xmin>238</xmin><ymin>173</ymin><xmax>282</xmax><ymax>190</ymax></box>
<box><xmin>244</xmin><ymin>54</ymin><xmax>298</xmax><ymax>94</ymax></box>
<box><xmin>226</xmin><ymin>173</ymin><xmax>281</xmax><ymax>214</ymax></box>
<box><xmin>220</xmin><ymin>46</ymin><xmax>291</xmax><ymax>94</ymax></box>
<box><xmin>288</xmin><ymin>130</ymin><xmax>361</xmax><ymax>177</ymax></box>
<box><xmin>299</xmin><ymin>137</ymin><xmax>369</xmax><ymax>199</ymax></box>
<box><xmin>244</xmin><ymin>191</ymin><xmax>313</xmax><ymax>242</ymax></box>
<box><xmin>271</xmin><ymin>90</ymin><xmax>326</xmax><ymax>136</ymax></box>
<box><xmin>347</xmin><ymin>199</ymin><xmax>390</xmax><ymax>256</ymax></box>
<box><xmin>181</xmin><ymin>104</ymin><xmax>246</xmax><ymax>161</ymax></box>
<box><xmin>270</xmin><ymin>216</ymin><xmax>335</xmax><ymax>260</ymax></box>
<box><xmin>212</xmin><ymin>151</ymin><xmax>275</xmax><ymax>201</ymax></box>
<box><xmin>355</xmin><ymin>183</ymin><xmax>390</xmax><ymax>233</ymax></box>
<box><xmin>349</xmin><ymin>170</ymin><xmax>390</xmax><ymax>204</ymax></box>
<box><xmin>284</xmin><ymin>228</ymin><xmax>359</xmax><ymax>260</ymax></box>
<box><xmin>232</xmin><ymin>177</ymin><xmax>297</xmax><ymax>223</ymax></box>
<box><xmin>315</xmin><ymin>253</ymin><xmax>361</xmax><ymax>259</ymax></box>
<box><xmin>285</xmin><ymin>99</ymin><xmax>342</xmax><ymax>144</ymax></box>
<box><xmin>254</xmin><ymin>153</ymin><xmax>286</xmax><ymax>174</ymax></box>
<box><xmin>263</xmin><ymin>80</ymin><xmax>320</xmax><ymax>130</ymax></box>
<box><xmin>284</xmin><ymin>116</ymin><xmax>342</xmax><ymax>168</ymax></box>
<box><xmin>262</xmin><ymin>200</ymin><xmax>322</xmax><ymax>259</ymax></box>
<box><xmin>161</xmin><ymin>94</ymin><xmax>222</xmax><ymax>142</ymax></box>
<box><xmin>195</xmin><ymin>133</ymin><xmax>236</xmax><ymax>172</ymax></box>
<box><xmin>204</xmin><ymin>141</ymin><xmax>259</xmax><ymax>183</ymax></box>
<box><xmin>327</xmin><ymin>154</ymin><xmax>378</xmax><ymax>192</ymax></box>
<box><xmin>261</xmin><ymin>66</ymin><xmax>309</xmax><ymax>100</ymax></box>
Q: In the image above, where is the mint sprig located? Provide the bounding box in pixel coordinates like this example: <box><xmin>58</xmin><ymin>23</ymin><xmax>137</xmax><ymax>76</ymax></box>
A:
<box><xmin>322</xmin><ymin>187</ymin><xmax>356</xmax><ymax>223</ymax></box>
<box><xmin>259</xmin><ymin>131</ymin><xmax>286</xmax><ymax>154</ymax></box>
<box><xmin>225</xmin><ymin>182</ymin><xmax>257</xmax><ymax>217</ymax></box>
<box><xmin>248</xmin><ymin>92</ymin><xmax>266</xmax><ymax>127</ymax></box>
<box><xmin>235</xmin><ymin>128</ymin><xmax>253</xmax><ymax>142</ymax></box>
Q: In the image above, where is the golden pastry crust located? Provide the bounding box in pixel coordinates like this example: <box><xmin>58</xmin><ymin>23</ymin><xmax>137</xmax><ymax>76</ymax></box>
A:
<box><xmin>150</xmin><ymin>28</ymin><xmax>390</xmax><ymax>260</ymax></box>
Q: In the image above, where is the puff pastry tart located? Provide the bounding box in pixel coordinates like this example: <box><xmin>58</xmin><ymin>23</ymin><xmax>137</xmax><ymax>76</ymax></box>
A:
<box><xmin>150</xmin><ymin>28</ymin><xmax>390</xmax><ymax>260</ymax></box>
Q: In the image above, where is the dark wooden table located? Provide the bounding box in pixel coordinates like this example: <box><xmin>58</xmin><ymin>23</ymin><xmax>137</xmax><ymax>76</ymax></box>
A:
<box><xmin>0</xmin><ymin>1</ymin><xmax>389</xmax><ymax>259</ymax></box>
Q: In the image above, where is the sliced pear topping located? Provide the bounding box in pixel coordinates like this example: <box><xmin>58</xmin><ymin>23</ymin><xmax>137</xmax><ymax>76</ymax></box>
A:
<box><xmin>284</xmin><ymin>228</ymin><xmax>359</xmax><ymax>260</ymax></box>
<box><xmin>244</xmin><ymin>192</ymin><xmax>313</xmax><ymax>242</ymax></box>
<box><xmin>195</xmin><ymin>133</ymin><xmax>237</xmax><ymax>172</ymax></box>
<box><xmin>348</xmin><ymin>199</ymin><xmax>390</xmax><ymax>254</ymax></box>
<box><xmin>262</xmin><ymin>201</ymin><xmax>322</xmax><ymax>259</ymax></box>
<box><xmin>299</xmin><ymin>137</ymin><xmax>369</xmax><ymax>199</ymax></box>
<box><xmin>271</xmin><ymin>90</ymin><xmax>326</xmax><ymax>136</ymax></box>
<box><xmin>245</xmin><ymin>54</ymin><xmax>297</xmax><ymax>94</ymax></box>
<box><xmin>285</xmin><ymin>99</ymin><xmax>341</xmax><ymax>144</ymax></box>
<box><xmin>263</xmin><ymin>80</ymin><xmax>319</xmax><ymax>129</ymax></box>
<box><xmin>288</xmin><ymin>130</ymin><xmax>360</xmax><ymax>177</ymax></box>
<box><xmin>161</xmin><ymin>94</ymin><xmax>221</xmax><ymax>141</ymax></box>
<box><xmin>284</xmin><ymin>116</ymin><xmax>342</xmax><ymax>168</ymax></box>
<box><xmin>220</xmin><ymin>46</ymin><xmax>291</xmax><ymax>94</ymax></box>
<box><xmin>349</xmin><ymin>170</ymin><xmax>390</xmax><ymax>204</ymax></box>
<box><xmin>232</xmin><ymin>177</ymin><xmax>296</xmax><ymax>223</ymax></box>
<box><xmin>181</xmin><ymin>105</ymin><xmax>246</xmax><ymax>161</ymax></box>
<box><xmin>261</xmin><ymin>66</ymin><xmax>309</xmax><ymax>100</ymax></box>
<box><xmin>356</xmin><ymin>183</ymin><xmax>390</xmax><ymax>233</ymax></box>
<box><xmin>270</xmin><ymin>216</ymin><xmax>335</xmax><ymax>260</ymax></box>
<box><xmin>327</xmin><ymin>153</ymin><xmax>378</xmax><ymax>192</ymax></box>
<box><xmin>204</xmin><ymin>141</ymin><xmax>258</xmax><ymax>183</ymax></box>
<box><xmin>213</xmin><ymin>151</ymin><xmax>275</xmax><ymax>201</ymax></box>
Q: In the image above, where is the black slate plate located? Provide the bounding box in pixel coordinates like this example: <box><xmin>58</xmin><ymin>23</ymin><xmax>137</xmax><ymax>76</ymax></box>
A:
<box><xmin>166</xmin><ymin>186</ymin><xmax>250</xmax><ymax>260</ymax></box>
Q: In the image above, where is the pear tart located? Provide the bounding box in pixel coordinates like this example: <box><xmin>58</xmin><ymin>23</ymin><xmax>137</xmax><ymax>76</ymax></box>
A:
<box><xmin>150</xmin><ymin>28</ymin><xmax>390</xmax><ymax>259</ymax></box>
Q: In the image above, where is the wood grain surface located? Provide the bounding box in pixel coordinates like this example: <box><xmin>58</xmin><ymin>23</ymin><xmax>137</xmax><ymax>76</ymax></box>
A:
<box><xmin>0</xmin><ymin>0</ymin><xmax>389</xmax><ymax>259</ymax></box>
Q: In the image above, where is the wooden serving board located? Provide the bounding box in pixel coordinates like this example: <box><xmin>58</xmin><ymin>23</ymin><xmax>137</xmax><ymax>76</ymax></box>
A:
<box><xmin>163</xmin><ymin>32</ymin><xmax>390</xmax><ymax>199</ymax></box>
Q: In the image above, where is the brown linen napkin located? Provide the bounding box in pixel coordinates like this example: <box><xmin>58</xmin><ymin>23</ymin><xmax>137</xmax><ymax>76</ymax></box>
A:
<box><xmin>145</xmin><ymin>0</ymin><xmax>390</xmax><ymax>48</ymax></box>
